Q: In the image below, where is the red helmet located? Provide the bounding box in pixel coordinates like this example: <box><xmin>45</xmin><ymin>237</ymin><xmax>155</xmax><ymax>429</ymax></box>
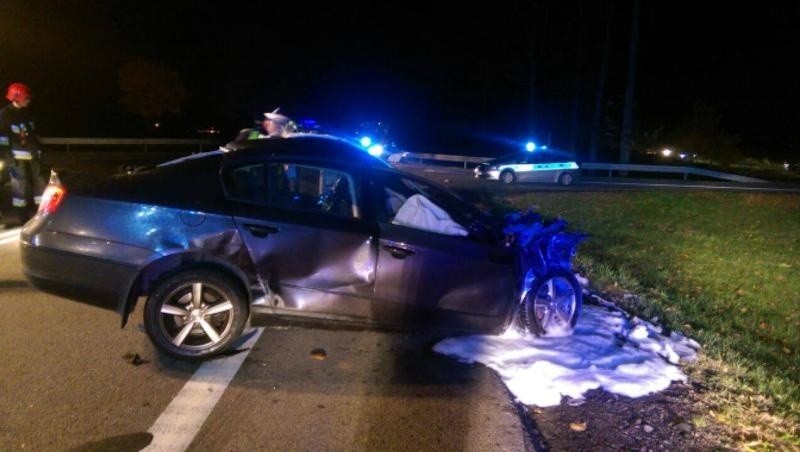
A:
<box><xmin>6</xmin><ymin>83</ymin><xmax>31</xmax><ymax>103</ymax></box>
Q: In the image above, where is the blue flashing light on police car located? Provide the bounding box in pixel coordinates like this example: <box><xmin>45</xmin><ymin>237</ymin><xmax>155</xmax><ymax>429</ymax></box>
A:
<box><xmin>367</xmin><ymin>144</ymin><xmax>385</xmax><ymax>157</ymax></box>
<box><xmin>525</xmin><ymin>141</ymin><xmax>537</xmax><ymax>152</ymax></box>
<box><xmin>360</xmin><ymin>136</ymin><xmax>373</xmax><ymax>148</ymax></box>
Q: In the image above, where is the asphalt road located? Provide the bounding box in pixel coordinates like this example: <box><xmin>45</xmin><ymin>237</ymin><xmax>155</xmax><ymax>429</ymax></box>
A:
<box><xmin>0</xmin><ymin>232</ymin><xmax>528</xmax><ymax>451</ymax></box>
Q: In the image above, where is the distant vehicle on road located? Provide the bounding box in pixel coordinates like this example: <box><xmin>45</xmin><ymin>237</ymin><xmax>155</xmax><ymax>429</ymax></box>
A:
<box><xmin>474</xmin><ymin>150</ymin><xmax>580</xmax><ymax>185</ymax></box>
<box><xmin>20</xmin><ymin>134</ymin><xmax>583</xmax><ymax>359</ymax></box>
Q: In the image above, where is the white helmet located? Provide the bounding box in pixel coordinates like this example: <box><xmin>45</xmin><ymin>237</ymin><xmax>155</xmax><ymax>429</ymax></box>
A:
<box><xmin>264</xmin><ymin>107</ymin><xmax>291</xmax><ymax>125</ymax></box>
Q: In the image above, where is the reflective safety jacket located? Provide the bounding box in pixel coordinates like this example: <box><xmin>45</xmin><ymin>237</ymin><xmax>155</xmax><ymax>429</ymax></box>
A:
<box><xmin>0</xmin><ymin>103</ymin><xmax>39</xmax><ymax>161</ymax></box>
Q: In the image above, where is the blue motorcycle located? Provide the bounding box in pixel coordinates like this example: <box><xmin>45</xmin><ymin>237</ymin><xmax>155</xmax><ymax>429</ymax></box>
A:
<box><xmin>504</xmin><ymin>212</ymin><xmax>586</xmax><ymax>335</ymax></box>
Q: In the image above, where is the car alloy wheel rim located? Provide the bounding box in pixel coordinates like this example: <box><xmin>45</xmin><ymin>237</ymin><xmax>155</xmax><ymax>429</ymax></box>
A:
<box><xmin>502</xmin><ymin>172</ymin><xmax>513</xmax><ymax>183</ymax></box>
<box><xmin>158</xmin><ymin>282</ymin><xmax>234</xmax><ymax>350</ymax></box>
<box><xmin>532</xmin><ymin>276</ymin><xmax>577</xmax><ymax>332</ymax></box>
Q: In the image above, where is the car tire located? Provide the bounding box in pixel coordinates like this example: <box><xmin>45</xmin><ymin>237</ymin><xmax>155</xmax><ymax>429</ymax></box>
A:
<box><xmin>500</xmin><ymin>170</ymin><xmax>516</xmax><ymax>184</ymax></box>
<box><xmin>144</xmin><ymin>270</ymin><xmax>248</xmax><ymax>360</ymax></box>
<box><xmin>558</xmin><ymin>172</ymin><xmax>573</xmax><ymax>186</ymax></box>
<box><xmin>519</xmin><ymin>269</ymin><xmax>582</xmax><ymax>336</ymax></box>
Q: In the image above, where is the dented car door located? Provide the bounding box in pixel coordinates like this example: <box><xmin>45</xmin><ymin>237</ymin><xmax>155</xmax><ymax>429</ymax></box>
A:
<box><xmin>368</xmin><ymin>172</ymin><xmax>516</xmax><ymax>332</ymax></box>
<box><xmin>224</xmin><ymin>159</ymin><xmax>378</xmax><ymax>319</ymax></box>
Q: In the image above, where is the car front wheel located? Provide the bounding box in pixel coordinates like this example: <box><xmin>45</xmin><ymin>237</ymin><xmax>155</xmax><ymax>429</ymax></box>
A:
<box><xmin>500</xmin><ymin>170</ymin><xmax>516</xmax><ymax>184</ymax></box>
<box><xmin>144</xmin><ymin>270</ymin><xmax>248</xmax><ymax>360</ymax></box>
<box><xmin>558</xmin><ymin>172</ymin><xmax>574</xmax><ymax>185</ymax></box>
<box><xmin>519</xmin><ymin>269</ymin><xmax>582</xmax><ymax>336</ymax></box>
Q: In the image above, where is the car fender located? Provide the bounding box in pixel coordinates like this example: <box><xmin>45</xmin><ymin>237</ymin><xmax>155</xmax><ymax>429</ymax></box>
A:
<box><xmin>121</xmin><ymin>248</ymin><xmax>258</xmax><ymax>328</ymax></box>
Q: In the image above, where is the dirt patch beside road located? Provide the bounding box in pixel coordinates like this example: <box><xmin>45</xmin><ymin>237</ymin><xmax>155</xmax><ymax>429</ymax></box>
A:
<box><xmin>527</xmin><ymin>380</ymin><xmax>730</xmax><ymax>451</ymax></box>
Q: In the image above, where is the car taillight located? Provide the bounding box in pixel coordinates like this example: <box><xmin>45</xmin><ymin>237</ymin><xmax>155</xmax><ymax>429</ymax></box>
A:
<box><xmin>38</xmin><ymin>184</ymin><xmax>66</xmax><ymax>216</ymax></box>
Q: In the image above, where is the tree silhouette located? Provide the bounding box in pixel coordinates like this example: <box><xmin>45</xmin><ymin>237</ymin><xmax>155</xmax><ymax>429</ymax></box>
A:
<box><xmin>669</xmin><ymin>102</ymin><xmax>741</xmax><ymax>165</ymax></box>
<box><xmin>118</xmin><ymin>59</ymin><xmax>189</xmax><ymax>122</ymax></box>
<box><xmin>589</xmin><ymin>0</ymin><xmax>614</xmax><ymax>162</ymax></box>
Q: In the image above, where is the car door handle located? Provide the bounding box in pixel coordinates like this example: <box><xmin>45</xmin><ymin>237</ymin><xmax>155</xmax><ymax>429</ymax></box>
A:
<box><xmin>245</xmin><ymin>224</ymin><xmax>279</xmax><ymax>238</ymax></box>
<box><xmin>382</xmin><ymin>244</ymin><xmax>415</xmax><ymax>259</ymax></box>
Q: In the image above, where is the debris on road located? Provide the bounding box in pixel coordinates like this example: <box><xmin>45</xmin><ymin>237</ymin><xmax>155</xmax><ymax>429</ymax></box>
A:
<box><xmin>122</xmin><ymin>352</ymin><xmax>149</xmax><ymax>366</ymax></box>
<box><xmin>310</xmin><ymin>348</ymin><xmax>327</xmax><ymax>360</ymax></box>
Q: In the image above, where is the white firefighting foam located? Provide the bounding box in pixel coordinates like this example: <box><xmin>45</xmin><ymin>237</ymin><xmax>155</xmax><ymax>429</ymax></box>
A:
<box><xmin>434</xmin><ymin>302</ymin><xmax>700</xmax><ymax>407</ymax></box>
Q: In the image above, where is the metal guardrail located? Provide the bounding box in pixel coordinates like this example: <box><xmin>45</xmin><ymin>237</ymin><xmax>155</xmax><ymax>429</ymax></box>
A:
<box><xmin>398</xmin><ymin>153</ymin><xmax>492</xmax><ymax>168</ymax></box>
<box><xmin>35</xmin><ymin>140</ymin><xmax>766</xmax><ymax>183</ymax></box>
<box><xmin>580</xmin><ymin>162</ymin><xmax>766</xmax><ymax>183</ymax></box>
<box><xmin>400</xmin><ymin>152</ymin><xmax>766</xmax><ymax>183</ymax></box>
<box><xmin>40</xmin><ymin>137</ymin><xmax>222</xmax><ymax>153</ymax></box>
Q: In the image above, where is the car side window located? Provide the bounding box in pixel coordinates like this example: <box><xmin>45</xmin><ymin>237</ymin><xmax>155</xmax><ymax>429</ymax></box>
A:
<box><xmin>228</xmin><ymin>162</ymin><xmax>359</xmax><ymax>218</ymax></box>
<box><xmin>229</xmin><ymin>163</ymin><xmax>268</xmax><ymax>202</ymax></box>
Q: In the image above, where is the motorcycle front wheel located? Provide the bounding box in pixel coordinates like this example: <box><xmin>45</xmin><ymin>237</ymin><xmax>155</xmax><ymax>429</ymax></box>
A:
<box><xmin>519</xmin><ymin>269</ymin><xmax>582</xmax><ymax>336</ymax></box>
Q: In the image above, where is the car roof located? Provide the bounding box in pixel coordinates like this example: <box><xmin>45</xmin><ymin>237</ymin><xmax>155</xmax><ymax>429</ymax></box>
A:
<box><xmin>222</xmin><ymin>133</ymin><xmax>392</xmax><ymax>169</ymax></box>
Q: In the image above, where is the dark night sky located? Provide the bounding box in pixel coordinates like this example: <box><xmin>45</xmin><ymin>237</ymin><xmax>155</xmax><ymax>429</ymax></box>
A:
<box><xmin>1</xmin><ymin>0</ymin><xmax>798</xmax><ymax>160</ymax></box>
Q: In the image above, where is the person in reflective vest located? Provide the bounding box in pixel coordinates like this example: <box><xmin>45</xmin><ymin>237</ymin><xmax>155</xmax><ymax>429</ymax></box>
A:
<box><xmin>0</xmin><ymin>82</ymin><xmax>46</xmax><ymax>223</ymax></box>
<box><xmin>231</xmin><ymin>108</ymin><xmax>296</xmax><ymax>144</ymax></box>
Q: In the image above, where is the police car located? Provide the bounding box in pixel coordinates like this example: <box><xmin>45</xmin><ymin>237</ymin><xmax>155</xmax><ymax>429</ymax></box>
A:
<box><xmin>473</xmin><ymin>150</ymin><xmax>580</xmax><ymax>185</ymax></box>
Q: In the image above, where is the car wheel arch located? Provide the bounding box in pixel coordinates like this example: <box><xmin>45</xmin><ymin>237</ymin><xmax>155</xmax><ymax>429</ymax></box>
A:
<box><xmin>557</xmin><ymin>172</ymin><xmax>574</xmax><ymax>185</ymax></box>
<box><xmin>121</xmin><ymin>253</ymin><xmax>252</xmax><ymax>328</ymax></box>
<box><xmin>500</xmin><ymin>169</ymin><xmax>516</xmax><ymax>184</ymax></box>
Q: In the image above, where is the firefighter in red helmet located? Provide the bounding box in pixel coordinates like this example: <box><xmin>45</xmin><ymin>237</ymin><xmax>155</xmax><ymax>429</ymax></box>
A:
<box><xmin>0</xmin><ymin>82</ymin><xmax>46</xmax><ymax>224</ymax></box>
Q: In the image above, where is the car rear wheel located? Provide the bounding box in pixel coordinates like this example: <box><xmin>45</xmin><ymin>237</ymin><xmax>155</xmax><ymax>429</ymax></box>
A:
<box><xmin>144</xmin><ymin>270</ymin><xmax>248</xmax><ymax>360</ymax></box>
<box><xmin>558</xmin><ymin>172</ymin><xmax>574</xmax><ymax>185</ymax></box>
<box><xmin>500</xmin><ymin>170</ymin><xmax>516</xmax><ymax>184</ymax></box>
<box><xmin>519</xmin><ymin>269</ymin><xmax>581</xmax><ymax>336</ymax></box>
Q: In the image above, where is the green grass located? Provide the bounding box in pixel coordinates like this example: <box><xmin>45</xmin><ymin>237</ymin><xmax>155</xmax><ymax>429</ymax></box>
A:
<box><xmin>505</xmin><ymin>191</ymin><xmax>800</xmax><ymax>445</ymax></box>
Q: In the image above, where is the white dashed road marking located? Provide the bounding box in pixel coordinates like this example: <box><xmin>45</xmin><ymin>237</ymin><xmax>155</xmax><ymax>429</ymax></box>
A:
<box><xmin>142</xmin><ymin>328</ymin><xmax>264</xmax><ymax>452</ymax></box>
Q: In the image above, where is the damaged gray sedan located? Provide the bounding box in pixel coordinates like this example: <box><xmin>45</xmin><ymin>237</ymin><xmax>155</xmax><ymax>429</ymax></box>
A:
<box><xmin>21</xmin><ymin>135</ymin><xmax>583</xmax><ymax>359</ymax></box>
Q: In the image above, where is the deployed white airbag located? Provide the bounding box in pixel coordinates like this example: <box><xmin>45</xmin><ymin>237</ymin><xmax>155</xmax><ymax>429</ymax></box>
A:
<box><xmin>392</xmin><ymin>194</ymin><xmax>468</xmax><ymax>236</ymax></box>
